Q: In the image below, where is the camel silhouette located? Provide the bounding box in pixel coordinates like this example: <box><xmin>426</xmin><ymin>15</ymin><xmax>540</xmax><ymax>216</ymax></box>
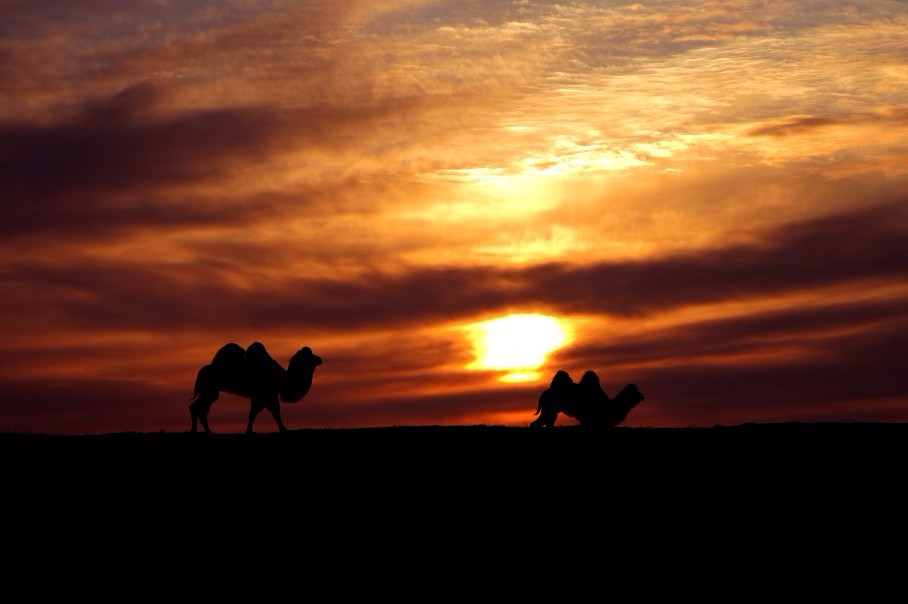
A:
<box><xmin>189</xmin><ymin>341</ymin><xmax>323</xmax><ymax>434</ymax></box>
<box><xmin>530</xmin><ymin>370</ymin><xmax>644</xmax><ymax>429</ymax></box>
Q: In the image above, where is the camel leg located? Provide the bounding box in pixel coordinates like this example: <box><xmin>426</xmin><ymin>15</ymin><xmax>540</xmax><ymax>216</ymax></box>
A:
<box><xmin>530</xmin><ymin>410</ymin><xmax>558</xmax><ymax>429</ymax></box>
<box><xmin>190</xmin><ymin>403</ymin><xmax>198</xmax><ymax>433</ymax></box>
<box><xmin>266</xmin><ymin>397</ymin><xmax>288</xmax><ymax>433</ymax></box>
<box><xmin>247</xmin><ymin>398</ymin><xmax>267</xmax><ymax>434</ymax></box>
<box><xmin>190</xmin><ymin>391</ymin><xmax>217</xmax><ymax>434</ymax></box>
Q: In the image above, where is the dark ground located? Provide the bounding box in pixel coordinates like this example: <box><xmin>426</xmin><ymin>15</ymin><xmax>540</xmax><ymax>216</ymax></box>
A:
<box><xmin>4</xmin><ymin>423</ymin><xmax>906</xmax><ymax>598</ymax></box>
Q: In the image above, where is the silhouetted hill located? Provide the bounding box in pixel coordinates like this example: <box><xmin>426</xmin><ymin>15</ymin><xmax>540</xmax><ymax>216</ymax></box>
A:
<box><xmin>4</xmin><ymin>423</ymin><xmax>905</xmax><ymax>598</ymax></box>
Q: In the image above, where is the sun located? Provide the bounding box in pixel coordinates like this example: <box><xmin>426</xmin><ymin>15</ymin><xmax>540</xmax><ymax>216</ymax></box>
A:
<box><xmin>468</xmin><ymin>313</ymin><xmax>571</xmax><ymax>382</ymax></box>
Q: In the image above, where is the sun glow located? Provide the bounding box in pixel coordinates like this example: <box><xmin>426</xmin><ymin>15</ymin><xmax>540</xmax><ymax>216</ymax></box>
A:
<box><xmin>468</xmin><ymin>313</ymin><xmax>570</xmax><ymax>382</ymax></box>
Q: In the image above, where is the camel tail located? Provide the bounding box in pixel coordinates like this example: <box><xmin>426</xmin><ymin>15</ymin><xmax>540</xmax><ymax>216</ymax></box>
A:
<box><xmin>190</xmin><ymin>366</ymin><xmax>205</xmax><ymax>401</ymax></box>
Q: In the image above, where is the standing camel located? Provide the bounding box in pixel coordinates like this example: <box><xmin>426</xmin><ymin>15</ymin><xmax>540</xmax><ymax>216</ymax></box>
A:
<box><xmin>190</xmin><ymin>341</ymin><xmax>323</xmax><ymax>434</ymax></box>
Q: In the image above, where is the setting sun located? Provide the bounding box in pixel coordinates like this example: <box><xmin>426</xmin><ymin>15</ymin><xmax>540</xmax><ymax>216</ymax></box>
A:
<box><xmin>469</xmin><ymin>313</ymin><xmax>570</xmax><ymax>382</ymax></box>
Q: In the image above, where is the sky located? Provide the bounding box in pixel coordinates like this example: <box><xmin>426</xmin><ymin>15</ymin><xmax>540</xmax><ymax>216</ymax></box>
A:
<box><xmin>1</xmin><ymin>0</ymin><xmax>907</xmax><ymax>434</ymax></box>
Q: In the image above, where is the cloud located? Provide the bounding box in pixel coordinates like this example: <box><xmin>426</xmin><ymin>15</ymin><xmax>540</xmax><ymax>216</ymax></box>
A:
<box><xmin>300</xmin><ymin>200</ymin><xmax>908</xmax><ymax>328</ymax></box>
<box><xmin>536</xmin><ymin>201</ymin><xmax>908</xmax><ymax>316</ymax></box>
<box><xmin>748</xmin><ymin>108</ymin><xmax>908</xmax><ymax>137</ymax></box>
<box><xmin>0</xmin><ymin>82</ymin><xmax>282</xmax><ymax>214</ymax></box>
<box><xmin>629</xmin><ymin>315</ymin><xmax>908</xmax><ymax>426</ymax></box>
<box><xmin>4</xmin><ymin>200</ymin><xmax>905</xmax><ymax>337</ymax></box>
<box><xmin>0</xmin><ymin>81</ymin><xmax>484</xmax><ymax>241</ymax></box>
<box><xmin>568</xmin><ymin>296</ymin><xmax>908</xmax><ymax>369</ymax></box>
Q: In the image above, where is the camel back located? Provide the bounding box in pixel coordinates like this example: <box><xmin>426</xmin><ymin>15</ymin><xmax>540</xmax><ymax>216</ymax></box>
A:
<box><xmin>211</xmin><ymin>342</ymin><xmax>246</xmax><ymax>372</ymax></box>
<box><xmin>208</xmin><ymin>342</ymin><xmax>286</xmax><ymax>389</ymax></box>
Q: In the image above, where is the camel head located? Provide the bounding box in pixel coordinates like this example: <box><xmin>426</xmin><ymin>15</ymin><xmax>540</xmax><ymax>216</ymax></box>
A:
<box><xmin>615</xmin><ymin>383</ymin><xmax>645</xmax><ymax>413</ymax></box>
<box><xmin>280</xmin><ymin>346</ymin><xmax>323</xmax><ymax>403</ymax></box>
<box><xmin>290</xmin><ymin>346</ymin><xmax>323</xmax><ymax>369</ymax></box>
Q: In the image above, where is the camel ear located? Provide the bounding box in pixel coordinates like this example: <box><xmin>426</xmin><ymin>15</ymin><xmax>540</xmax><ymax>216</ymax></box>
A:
<box><xmin>293</xmin><ymin>347</ymin><xmax>323</xmax><ymax>366</ymax></box>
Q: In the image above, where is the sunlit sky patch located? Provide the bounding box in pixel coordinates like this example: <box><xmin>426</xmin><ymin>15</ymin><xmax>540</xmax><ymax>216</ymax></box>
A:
<box><xmin>468</xmin><ymin>313</ymin><xmax>571</xmax><ymax>382</ymax></box>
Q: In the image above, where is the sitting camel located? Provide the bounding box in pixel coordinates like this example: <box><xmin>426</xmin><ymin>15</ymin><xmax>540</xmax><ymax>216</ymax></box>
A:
<box><xmin>189</xmin><ymin>341</ymin><xmax>322</xmax><ymax>434</ymax></box>
<box><xmin>530</xmin><ymin>370</ymin><xmax>644</xmax><ymax>429</ymax></box>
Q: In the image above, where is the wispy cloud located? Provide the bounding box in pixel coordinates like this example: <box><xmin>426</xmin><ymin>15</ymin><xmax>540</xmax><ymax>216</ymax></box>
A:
<box><xmin>748</xmin><ymin>107</ymin><xmax>908</xmax><ymax>137</ymax></box>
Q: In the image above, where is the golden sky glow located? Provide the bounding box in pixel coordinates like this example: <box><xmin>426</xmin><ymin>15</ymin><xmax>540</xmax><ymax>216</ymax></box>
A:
<box><xmin>1</xmin><ymin>1</ymin><xmax>907</xmax><ymax>433</ymax></box>
<box><xmin>468</xmin><ymin>313</ymin><xmax>570</xmax><ymax>382</ymax></box>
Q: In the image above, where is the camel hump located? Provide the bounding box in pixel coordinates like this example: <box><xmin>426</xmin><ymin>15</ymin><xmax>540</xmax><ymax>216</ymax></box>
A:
<box><xmin>246</xmin><ymin>341</ymin><xmax>270</xmax><ymax>361</ymax></box>
<box><xmin>549</xmin><ymin>370</ymin><xmax>575</xmax><ymax>393</ymax></box>
<box><xmin>577</xmin><ymin>370</ymin><xmax>610</xmax><ymax>402</ymax></box>
<box><xmin>211</xmin><ymin>342</ymin><xmax>246</xmax><ymax>369</ymax></box>
<box><xmin>246</xmin><ymin>341</ymin><xmax>285</xmax><ymax>375</ymax></box>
